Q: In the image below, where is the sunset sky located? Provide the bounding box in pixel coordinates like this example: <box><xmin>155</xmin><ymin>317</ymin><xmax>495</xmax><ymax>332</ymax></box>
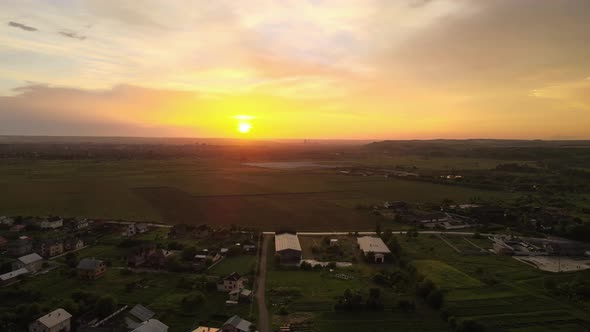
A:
<box><xmin>1</xmin><ymin>0</ymin><xmax>590</xmax><ymax>139</ymax></box>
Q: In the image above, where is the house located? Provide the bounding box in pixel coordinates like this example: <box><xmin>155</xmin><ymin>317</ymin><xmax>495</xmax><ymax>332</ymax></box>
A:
<box><xmin>77</xmin><ymin>258</ymin><xmax>107</xmax><ymax>279</ymax></box>
<box><xmin>222</xmin><ymin>315</ymin><xmax>252</xmax><ymax>332</ymax></box>
<box><xmin>493</xmin><ymin>241</ymin><xmax>515</xmax><ymax>255</ymax></box>
<box><xmin>129</xmin><ymin>304</ymin><xmax>155</xmax><ymax>322</ymax></box>
<box><xmin>125</xmin><ymin>223</ymin><xmax>138</xmax><ymax>237</ymax></box>
<box><xmin>131</xmin><ymin>319</ymin><xmax>168</xmax><ymax>332</ymax></box>
<box><xmin>14</xmin><ymin>253</ymin><xmax>44</xmax><ymax>272</ymax></box>
<box><xmin>28</xmin><ymin>308</ymin><xmax>71</xmax><ymax>332</ymax></box>
<box><xmin>0</xmin><ymin>216</ymin><xmax>14</xmax><ymax>226</ymax></box>
<box><xmin>243</xmin><ymin>244</ymin><xmax>256</xmax><ymax>254</ymax></box>
<box><xmin>229</xmin><ymin>288</ymin><xmax>252</xmax><ymax>303</ymax></box>
<box><xmin>127</xmin><ymin>244</ymin><xmax>157</xmax><ymax>267</ymax></box>
<box><xmin>195</xmin><ymin>249</ymin><xmax>221</xmax><ymax>265</ymax></box>
<box><xmin>357</xmin><ymin>236</ymin><xmax>391</xmax><ymax>263</ymax></box>
<box><xmin>10</xmin><ymin>224</ymin><xmax>26</xmax><ymax>232</ymax></box>
<box><xmin>194</xmin><ymin>224</ymin><xmax>210</xmax><ymax>238</ymax></box>
<box><xmin>136</xmin><ymin>223</ymin><xmax>149</xmax><ymax>234</ymax></box>
<box><xmin>74</xmin><ymin>218</ymin><xmax>89</xmax><ymax>230</ymax></box>
<box><xmin>38</xmin><ymin>239</ymin><xmax>64</xmax><ymax>258</ymax></box>
<box><xmin>168</xmin><ymin>224</ymin><xmax>188</xmax><ymax>240</ymax></box>
<box><xmin>64</xmin><ymin>238</ymin><xmax>84</xmax><ymax>251</ymax></box>
<box><xmin>329</xmin><ymin>239</ymin><xmax>339</xmax><ymax>247</ymax></box>
<box><xmin>383</xmin><ymin>201</ymin><xmax>408</xmax><ymax>210</ymax></box>
<box><xmin>8</xmin><ymin>236</ymin><xmax>33</xmax><ymax>257</ymax></box>
<box><xmin>0</xmin><ymin>236</ymin><xmax>8</xmax><ymax>249</ymax></box>
<box><xmin>275</xmin><ymin>233</ymin><xmax>302</xmax><ymax>263</ymax></box>
<box><xmin>40</xmin><ymin>217</ymin><xmax>64</xmax><ymax>230</ymax></box>
<box><xmin>217</xmin><ymin>272</ymin><xmax>245</xmax><ymax>292</ymax></box>
<box><xmin>192</xmin><ymin>327</ymin><xmax>220</xmax><ymax>332</ymax></box>
<box><xmin>0</xmin><ymin>268</ymin><xmax>29</xmax><ymax>286</ymax></box>
<box><xmin>149</xmin><ymin>249</ymin><xmax>174</xmax><ymax>268</ymax></box>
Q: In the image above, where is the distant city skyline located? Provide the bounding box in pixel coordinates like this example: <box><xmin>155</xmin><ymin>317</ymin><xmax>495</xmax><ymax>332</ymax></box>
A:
<box><xmin>1</xmin><ymin>0</ymin><xmax>590</xmax><ymax>139</ymax></box>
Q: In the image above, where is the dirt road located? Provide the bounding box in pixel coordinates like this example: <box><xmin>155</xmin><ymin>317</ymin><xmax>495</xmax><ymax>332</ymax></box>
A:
<box><xmin>256</xmin><ymin>234</ymin><xmax>271</xmax><ymax>332</ymax></box>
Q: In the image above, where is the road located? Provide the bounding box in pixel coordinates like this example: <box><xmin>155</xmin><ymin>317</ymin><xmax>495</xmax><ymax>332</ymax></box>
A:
<box><xmin>255</xmin><ymin>235</ymin><xmax>271</xmax><ymax>332</ymax></box>
<box><xmin>262</xmin><ymin>230</ymin><xmax>492</xmax><ymax>236</ymax></box>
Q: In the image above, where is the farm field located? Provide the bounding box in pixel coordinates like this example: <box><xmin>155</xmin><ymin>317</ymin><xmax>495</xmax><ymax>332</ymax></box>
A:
<box><xmin>0</xmin><ymin>158</ymin><xmax>511</xmax><ymax>230</ymax></box>
<box><xmin>397</xmin><ymin>234</ymin><xmax>590</xmax><ymax>331</ymax></box>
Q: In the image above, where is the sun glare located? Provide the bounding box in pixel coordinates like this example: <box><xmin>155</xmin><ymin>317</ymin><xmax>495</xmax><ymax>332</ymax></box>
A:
<box><xmin>238</xmin><ymin>122</ymin><xmax>252</xmax><ymax>133</ymax></box>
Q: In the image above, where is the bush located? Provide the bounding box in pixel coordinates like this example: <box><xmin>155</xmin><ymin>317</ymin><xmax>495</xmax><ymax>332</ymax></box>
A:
<box><xmin>278</xmin><ymin>305</ymin><xmax>289</xmax><ymax>316</ymax></box>
<box><xmin>397</xmin><ymin>299</ymin><xmax>416</xmax><ymax>313</ymax></box>
<box><xmin>456</xmin><ymin>319</ymin><xmax>486</xmax><ymax>332</ymax></box>
<box><xmin>416</xmin><ymin>279</ymin><xmax>436</xmax><ymax>298</ymax></box>
<box><xmin>300</xmin><ymin>261</ymin><xmax>313</xmax><ymax>271</ymax></box>
<box><xmin>181</xmin><ymin>291</ymin><xmax>206</xmax><ymax>312</ymax></box>
<box><xmin>426</xmin><ymin>289</ymin><xmax>444</xmax><ymax>309</ymax></box>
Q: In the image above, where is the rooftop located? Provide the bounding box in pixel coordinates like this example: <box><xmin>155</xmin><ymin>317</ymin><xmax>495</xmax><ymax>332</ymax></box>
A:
<box><xmin>357</xmin><ymin>236</ymin><xmax>391</xmax><ymax>254</ymax></box>
<box><xmin>275</xmin><ymin>233</ymin><xmax>302</xmax><ymax>252</ymax></box>
<box><xmin>36</xmin><ymin>308</ymin><xmax>72</xmax><ymax>328</ymax></box>
<box><xmin>0</xmin><ymin>267</ymin><xmax>28</xmax><ymax>281</ymax></box>
<box><xmin>129</xmin><ymin>304</ymin><xmax>155</xmax><ymax>322</ymax></box>
<box><xmin>18</xmin><ymin>253</ymin><xmax>43</xmax><ymax>265</ymax></box>
<box><xmin>131</xmin><ymin>319</ymin><xmax>168</xmax><ymax>332</ymax></box>
<box><xmin>223</xmin><ymin>315</ymin><xmax>251</xmax><ymax>331</ymax></box>
<box><xmin>77</xmin><ymin>258</ymin><xmax>103</xmax><ymax>270</ymax></box>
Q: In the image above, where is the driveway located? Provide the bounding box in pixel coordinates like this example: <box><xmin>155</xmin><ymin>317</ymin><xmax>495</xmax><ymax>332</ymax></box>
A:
<box><xmin>255</xmin><ymin>234</ymin><xmax>271</xmax><ymax>332</ymax></box>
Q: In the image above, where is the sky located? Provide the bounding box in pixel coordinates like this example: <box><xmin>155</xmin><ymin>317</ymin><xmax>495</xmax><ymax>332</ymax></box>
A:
<box><xmin>1</xmin><ymin>0</ymin><xmax>590</xmax><ymax>140</ymax></box>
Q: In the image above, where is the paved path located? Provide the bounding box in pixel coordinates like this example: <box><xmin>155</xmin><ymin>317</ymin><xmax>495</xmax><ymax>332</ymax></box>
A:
<box><xmin>256</xmin><ymin>235</ymin><xmax>271</xmax><ymax>332</ymax></box>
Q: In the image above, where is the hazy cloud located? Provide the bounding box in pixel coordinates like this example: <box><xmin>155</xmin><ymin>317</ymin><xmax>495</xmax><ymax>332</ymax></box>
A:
<box><xmin>7</xmin><ymin>21</ymin><xmax>38</xmax><ymax>32</ymax></box>
<box><xmin>59</xmin><ymin>30</ymin><xmax>87</xmax><ymax>40</ymax></box>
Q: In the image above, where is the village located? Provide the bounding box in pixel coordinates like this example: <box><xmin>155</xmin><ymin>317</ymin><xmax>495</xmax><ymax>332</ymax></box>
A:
<box><xmin>1</xmin><ymin>205</ymin><xmax>590</xmax><ymax>332</ymax></box>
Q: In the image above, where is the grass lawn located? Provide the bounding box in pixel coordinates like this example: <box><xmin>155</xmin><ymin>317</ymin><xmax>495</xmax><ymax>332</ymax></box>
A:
<box><xmin>208</xmin><ymin>255</ymin><xmax>257</xmax><ymax>276</ymax></box>
<box><xmin>413</xmin><ymin>260</ymin><xmax>484</xmax><ymax>289</ymax></box>
<box><xmin>14</xmin><ymin>267</ymin><xmax>251</xmax><ymax>332</ymax></box>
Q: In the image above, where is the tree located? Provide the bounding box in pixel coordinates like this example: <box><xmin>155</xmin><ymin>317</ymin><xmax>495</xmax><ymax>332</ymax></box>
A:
<box><xmin>181</xmin><ymin>291</ymin><xmax>206</xmax><ymax>312</ymax></box>
<box><xmin>426</xmin><ymin>289</ymin><xmax>444</xmax><ymax>309</ymax></box>
<box><xmin>456</xmin><ymin>319</ymin><xmax>486</xmax><ymax>332</ymax></box>
<box><xmin>182</xmin><ymin>246</ymin><xmax>197</xmax><ymax>261</ymax></box>
<box><xmin>300</xmin><ymin>261</ymin><xmax>313</xmax><ymax>271</ymax></box>
<box><xmin>416</xmin><ymin>279</ymin><xmax>436</xmax><ymax>298</ymax></box>
<box><xmin>65</xmin><ymin>252</ymin><xmax>78</xmax><ymax>268</ymax></box>
<box><xmin>95</xmin><ymin>296</ymin><xmax>117</xmax><ymax>318</ymax></box>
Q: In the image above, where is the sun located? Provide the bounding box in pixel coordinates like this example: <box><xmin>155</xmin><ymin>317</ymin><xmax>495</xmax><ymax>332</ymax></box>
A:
<box><xmin>238</xmin><ymin>122</ymin><xmax>252</xmax><ymax>133</ymax></box>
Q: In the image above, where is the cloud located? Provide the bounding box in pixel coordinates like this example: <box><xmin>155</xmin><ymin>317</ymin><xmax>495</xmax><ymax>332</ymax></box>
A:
<box><xmin>59</xmin><ymin>30</ymin><xmax>87</xmax><ymax>40</ymax></box>
<box><xmin>7</xmin><ymin>21</ymin><xmax>38</xmax><ymax>32</ymax></box>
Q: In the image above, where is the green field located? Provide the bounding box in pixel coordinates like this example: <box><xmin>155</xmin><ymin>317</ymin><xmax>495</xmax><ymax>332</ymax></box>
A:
<box><xmin>397</xmin><ymin>234</ymin><xmax>590</xmax><ymax>331</ymax></box>
<box><xmin>0</xmin><ymin>158</ymin><xmax>511</xmax><ymax>230</ymax></box>
<box><xmin>209</xmin><ymin>255</ymin><xmax>257</xmax><ymax>276</ymax></box>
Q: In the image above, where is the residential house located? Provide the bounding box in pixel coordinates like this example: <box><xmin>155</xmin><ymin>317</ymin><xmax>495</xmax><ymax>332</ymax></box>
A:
<box><xmin>357</xmin><ymin>236</ymin><xmax>391</xmax><ymax>263</ymax></box>
<box><xmin>29</xmin><ymin>308</ymin><xmax>72</xmax><ymax>332</ymax></box>
<box><xmin>0</xmin><ymin>216</ymin><xmax>14</xmax><ymax>226</ymax></box>
<box><xmin>329</xmin><ymin>239</ymin><xmax>339</xmax><ymax>247</ymax></box>
<box><xmin>14</xmin><ymin>253</ymin><xmax>44</xmax><ymax>272</ymax></box>
<box><xmin>0</xmin><ymin>268</ymin><xmax>29</xmax><ymax>286</ymax></box>
<box><xmin>131</xmin><ymin>319</ymin><xmax>168</xmax><ymax>332</ymax></box>
<box><xmin>129</xmin><ymin>304</ymin><xmax>155</xmax><ymax>323</ymax></box>
<box><xmin>383</xmin><ymin>201</ymin><xmax>408</xmax><ymax>210</ymax></box>
<box><xmin>125</xmin><ymin>223</ymin><xmax>138</xmax><ymax>237</ymax></box>
<box><xmin>10</xmin><ymin>224</ymin><xmax>26</xmax><ymax>232</ymax></box>
<box><xmin>168</xmin><ymin>224</ymin><xmax>188</xmax><ymax>240</ymax></box>
<box><xmin>275</xmin><ymin>233</ymin><xmax>302</xmax><ymax>263</ymax></box>
<box><xmin>242</xmin><ymin>244</ymin><xmax>256</xmax><ymax>254</ymax></box>
<box><xmin>194</xmin><ymin>249</ymin><xmax>221</xmax><ymax>265</ymax></box>
<box><xmin>136</xmin><ymin>223</ymin><xmax>149</xmax><ymax>234</ymax></box>
<box><xmin>221</xmin><ymin>315</ymin><xmax>252</xmax><ymax>332</ymax></box>
<box><xmin>0</xmin><ymin>236</ymin><xmax>8</xmax><ymax>249</ymax></box>
<box><xmin>194</xmin><ymin>224</ymin><xmax>210</xmax><ymax>238</ymax></box>
<box><xmin>64</xmin><ymin>238</ymin><xmax>84</xmax><ymax>251</ymax></box>
<box><xmin>73</xmin><ymin>218</ymin><xmax>89</xmax><ymax>230</ymax></box>
<box><xmin>40</xmin><ymin>217</ymin><xmax>63</xmax><ymax>230</ymax></box>
<box><xmin>149</xmin><ymin>249</ymin><xmax>174</xmax><ymax>268</ymax></box>
<box><xmin>217</xmin><ymin>272</ymin><xmax>245</xmax><ymax>292</ymax></box>
<box><xmin>229</xmin><ymin>288</ymin><xmax>252</xmax><ymax>303</ymax></box>
<box><xmin>38</xmin><ymin>239</ymin><xmax>64</xmax><ymax>258</ymax></box>
<box><xmin>8</xmin><ymin>236</ymin><xmax>33</xmax><ymax>257</ymax></box>
<box><xmin>127</xmin><ymin>244</ymin><xmax>157</xmax><ymax>267</ymax></box>
<box><xmin>77</xmin><ymin>258</ymin><xmax>107</xmax><ymax>279</ymax></box>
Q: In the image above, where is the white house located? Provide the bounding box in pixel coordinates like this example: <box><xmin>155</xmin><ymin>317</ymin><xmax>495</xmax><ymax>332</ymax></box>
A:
<box><xmin>217</xmin><ymin>272</ymin><xmax>245</xmax><ymax>292</ymax></box>
<box><xmin>357</xmin><ymin>236</ymin><xmax>391</xmax><ymax>263</ymax></box>
<box><xmin>40</xmin><ymin>218</ymin><xmax>63</xmax><ymax>230</ymax></box>
<box><xmin>29</xmin><ymin>308</ymin><xmax>71</xmax><ymax>332</ymax></box>
<box><xmin>14</xmin><ymin>253</ymin><xmax>43</xmax><ymax>272</ymax></box>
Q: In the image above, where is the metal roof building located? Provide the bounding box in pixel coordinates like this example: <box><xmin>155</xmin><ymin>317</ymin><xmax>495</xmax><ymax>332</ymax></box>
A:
<box><xmin>357</xmin><ymin>236</ymin><xmax>391</xmax><ymax>254</ymax></box>
<box><xmin>275</xmin><ymin>233</ymin><xmax>301</xmax><ymax>252</ymax></box>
